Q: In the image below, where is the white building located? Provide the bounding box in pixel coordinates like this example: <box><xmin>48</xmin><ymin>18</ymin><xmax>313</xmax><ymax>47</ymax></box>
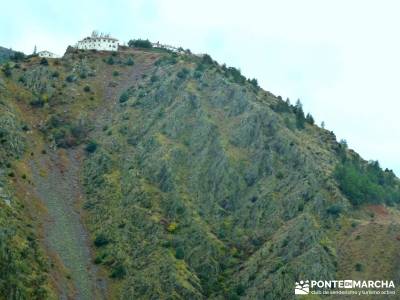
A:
<box><xmin>38</xmin><ymin>51</ymin><xmax>60</xmax><ymax>58</ymax></box>
<box><xmin>75</xmin><ymin>31</ymin><xmax>119</xmax><ymax>51</ymax></box>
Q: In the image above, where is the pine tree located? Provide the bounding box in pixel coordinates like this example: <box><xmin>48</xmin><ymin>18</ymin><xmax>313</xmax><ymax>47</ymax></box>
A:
<box><xmin>295</xmin><ymin>99</ymin><xmax>305</xmax><ymax>129</ymax></box>
<box><xmin>305</xmin><ymin>113</ymin><xmax>314</xmax><ymax>125</ymax></box>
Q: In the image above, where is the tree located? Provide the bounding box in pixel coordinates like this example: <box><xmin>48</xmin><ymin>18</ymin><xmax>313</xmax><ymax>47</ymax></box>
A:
<box><xmin>339</xmin><ymin>139</ymin><xmax>348</xmax><ymax>148</ymax></box>
<box><xmin>294</xmin><ymin>99</ymin><xmax>305</xmax><ymax>129</ymax></box>
<box><xmin>305</xmin><ymin>113</ymin><xmax>314</xmax><ymax>125</ymax></box>
<box><xmin>128</xmin><ymin>39</ymin><xmax>152</xmax><ymax>48</ymax></box>
<box><xmin>249</xmin><ymin>78</ymin><xmax>259</xmax><ymax>88</ymax></box>
<box><xmin>126</xmin><ymin>57</ymin><xmax>134</xmax><ymax>66</ymax></box>
<box><xmin>11</xmin><ymin>51</ymin><xmax>25</xmax><ymax>61</ymax></box>
<box><xmin>321</xmin><ymin>121</ymin><xmax>325</xmax><ymax>129</ymax></box>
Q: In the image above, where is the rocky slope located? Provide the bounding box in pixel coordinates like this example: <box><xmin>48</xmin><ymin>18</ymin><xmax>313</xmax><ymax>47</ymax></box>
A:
<box><xmin>0</xmin><ymin>45</ymin><xmax>400</xmax><ymax>300</ymax></box>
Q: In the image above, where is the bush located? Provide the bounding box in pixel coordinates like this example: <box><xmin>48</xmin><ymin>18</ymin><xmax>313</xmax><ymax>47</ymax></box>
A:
<box><xmin>83</xmin><ymin>85</ymin><xmax>91</xmax><ymax>92</ymax></box>
<box><xmin>2</xmin><ymin>64</ymin><xmax>12</xmax><ymax>77</ymax></box>
<box><xmin>85</xmin><ymin>141</ymin><xmax>98</xmax><ymax>153</ymax></box>
<box><xmin>177</xmin><ymin>68</ymin><xmax>189</xmax><ymax>79</ymax></box>
<box><xmin>94</xmin><ymin>233</ymin><xmax>109</xmax><ymax>247</ymax></box>
<box><xmin>113</xmin><ymin>71</ymin><xmax>119</xmax><ymax>77</ymax></box>
<box><xmin>128</xmin><ymin>39</ymin><xmax>152</xmax><ymax>48</ymax></box>
<box><xmin>29</xmin><ymin>98</ymin><xmax>45</xmax><ymax>108</ymax></box>
<box><xmin>236</xmin><ymin>284</ymin><xmax>245</xmax><ymax>296</ymax></box>
<box><xmin>167</xmin><ymin>222</ymin><xmax>177</xmax><ymax>233</ymax></box>
<box><xmin>51</xmin><ymin>71</ymin><xmax>59</xmax><ymax>78</ymax></box>
<box><xmin>226</xmin><ymin>67</ymin><xmax>246</xmax><ymax>84</ymax></box>
<box><xmin>106</xmin><ymin>56</ymin><xmax>114</xmax><ymax>65</ymax></box>
<box><xmin>65</xmin><ymin>75</ymin><xmax>76</xmax><ymax>83</ymax></box>
<box><xmin>110</xmin><ymin>264</ymin><xmax>126</xmax><ymax>279</ymax></box>
<box><xmin>126</xmin><ymin>57</ymin><xmax>134</xmax><ymax>66</ymax></box>
<box><xmin>248</xmin><ymin>78</ymin><xmax>259</xmax><ymax>88</ymax></box>
<box><xmin>40</xmin><ymin>58</ymin><xmax>48</xmax><ymax>65</ymax></box>
<box><xmin>326</xmin><ymin>204</ymin><xmax>343</xmax><ymax>216</ymax></box>
<box><xmin>201</xmin><ymin>54</ymin><xmax>214</xmax><ymax>65</ymax></box>
<box><xmin>150</xmin><ymin>75</ymin><xmax>159</xmax><ymax>82</ymax></box>
<box><xmin>355</xmin><ymin>263</ymin><xmax>363</xmax><ymax>272</ymax></box>
<box><xmin>193</xmin><ymin>71</ymin><xmax>202</xmax><ymax>79</ymax></box>
<box><xmin>119</xmin><ymin>92</ymin><xmax>129</xmax><ymax>103</ymax></box>
<box><xmin>175</xmin><ymin>247</ymin><xmax>184</xmax><ymax>260</ymax></box>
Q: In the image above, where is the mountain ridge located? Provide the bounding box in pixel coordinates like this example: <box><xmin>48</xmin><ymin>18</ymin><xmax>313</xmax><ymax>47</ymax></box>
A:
<box><xmin>0</xmin><ymin>45</ymin><xmax>399</xmax><ymax>299</ymax></box>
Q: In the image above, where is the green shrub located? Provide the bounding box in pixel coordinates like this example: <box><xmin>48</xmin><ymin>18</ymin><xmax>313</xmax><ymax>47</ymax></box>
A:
<box><xmin>128</xmin><ymin>39</ymin><xmax>152</xmax><ymax>48</ymax></box>
<box><xmin>85</xmin><ymin>141</ymin><xmax>98</xmax><ymax>153</ymax></box>
<box><xmin>248</xmin><ymin>78</ymin><xmax>259</xmax><ymax>88</ymax></box>
<box><xmin>119</xmin><ymin>92</ymin><xmax>129</xmax><ymax>103</ymax></box>
<box><xmin>65</xmin><ymin>75</ymin><xmax>76</xmax><ymax>83</ymax></box>
<box><xmin>83</xmin><ymin>85</ymin><xmax>91</xmax><ymax>92</ymax></box>
<box><xmin>51</xmin><ymin>71</ymin><xmax>59</xmax><ymax>78</ymax></box>
<box><xmin>355</xmin><ymin>263</ymin><xmax>363</xmax><ymax>272</ymax></box>
<box><xmin>40</xmin><ymin>58</ymin><xmax>48</xmax><ymax>65</ymax></box>
<box><xmin>110</xmin><ymin>263</ymin><xmax>126</xmax><ymax>279</ymax></box>
<box><xmin>113</xmin><ymin>71</ymin><xmax>119</xmax><ymax>77</ymax></box>
<box><xmin>326</xmin><ymin>204</ymin><xmax>343</xmax><ymax>216</ymax></box>
<box><xmin>106</xmin><ymin>56</ymin><xmax>114</xmax><ymax>65</ymax></box>
<box><xmin>177</xmin><ymin>68</ymin><xmax>189</xmax><ymax>79</ymax></box>
<box><xmin>2</xmin><ymin>64</ymin><xmax>12</xmax><ymax>77</ymax></box>
<box><xmin>201</xmin><ymin>54</ymin><xmax>214</xmax><ymax>65</ymax></box>
<box><xmin>29</xmin><ymin>98</ymin><xmax>45</xmax><ymax>108</ymax></box>
<box><xmin>226</xmin><ymin>67</ymin><xmax>245</xmax><ymax>84</ymax></box>
<box><xmin>193</xmin><ymin>71</ymin><xmax>202</xmax><ymax>79</ymax></box>
<box><xmin>150</xmin><ymin>75</ymin><xmax>159</xmax><ymax>82</ymax></box>
<box><xmin>236</xmin><ymin>284</ymin><xmax>245</xmax><ymax>296</ymax></box>
<box><xmin>94</xmin><ymin>233</ymin><xmax>109</xmax><ymax>247</ymax></box>
<box><xmin>175</xmin><ymin>247</ymin><xmax>184</xmax><ymax>260</ymax></box>
<box><xmin>126</xmin><ymin>57</ymin><xmax>134</xmax><ymax>66</ymax></box>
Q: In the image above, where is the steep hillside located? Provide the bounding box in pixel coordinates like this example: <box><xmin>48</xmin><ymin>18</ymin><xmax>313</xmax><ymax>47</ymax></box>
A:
<box><xmin>0</xmin><ymin>45</ymin><xmax>399</xmax><ymax>300</ymax></box>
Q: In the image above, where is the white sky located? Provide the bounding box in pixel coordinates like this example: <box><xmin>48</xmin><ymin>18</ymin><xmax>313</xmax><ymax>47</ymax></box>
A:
<box><xmin>1</xmin><ymin>0</ymin><xmax>399</xmax><ymax>174</ymax></box>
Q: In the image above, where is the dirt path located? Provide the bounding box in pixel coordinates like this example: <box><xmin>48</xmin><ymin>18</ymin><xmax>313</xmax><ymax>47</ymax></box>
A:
<box><xmin>30</xmin><ymin>148</ymin><xmax>106</xmax><ymax>300</ymax></box>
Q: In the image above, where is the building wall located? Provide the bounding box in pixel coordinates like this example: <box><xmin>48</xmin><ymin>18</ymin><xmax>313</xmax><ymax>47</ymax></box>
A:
<box><xmin>38</xmin><ymin>51</ymin><xmax>59</xmax><ymax>58</ymax></box>
<box><xmin>76</xmin><ymin>38</ymin><xmax>118</xmax><ymax>51</ymax></box>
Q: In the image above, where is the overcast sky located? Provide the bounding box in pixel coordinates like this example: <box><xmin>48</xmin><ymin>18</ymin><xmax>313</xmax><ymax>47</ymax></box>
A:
<box><xmin>2</xmin><ymin>0</ymin><xmax>399</xmax><ymax>175</ymax></box>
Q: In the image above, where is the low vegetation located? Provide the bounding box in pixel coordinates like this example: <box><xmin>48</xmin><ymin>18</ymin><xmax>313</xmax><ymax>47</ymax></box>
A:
<box><xmin>0</xmin><ymin>43</ymin><xmax>399</xmax><ymax>300</ymax></box>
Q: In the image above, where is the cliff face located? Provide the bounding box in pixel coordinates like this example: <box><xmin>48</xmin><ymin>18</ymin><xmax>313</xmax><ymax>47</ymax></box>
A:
<box><xmin>1</xmin><ymin>47</ymin><xmax>399</xmax><ymax>299</ymax></box>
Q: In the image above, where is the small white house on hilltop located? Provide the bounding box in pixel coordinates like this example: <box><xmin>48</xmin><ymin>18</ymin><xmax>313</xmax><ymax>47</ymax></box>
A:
<box><xmin>75</xmin><ymin>31</ymin><xmax>119</xmax><ymax>51</ymax></box>
<box><xmin>38</xmin><ymin>51</ymin><xmax>60</xmax><ymax>58</ymax></box>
